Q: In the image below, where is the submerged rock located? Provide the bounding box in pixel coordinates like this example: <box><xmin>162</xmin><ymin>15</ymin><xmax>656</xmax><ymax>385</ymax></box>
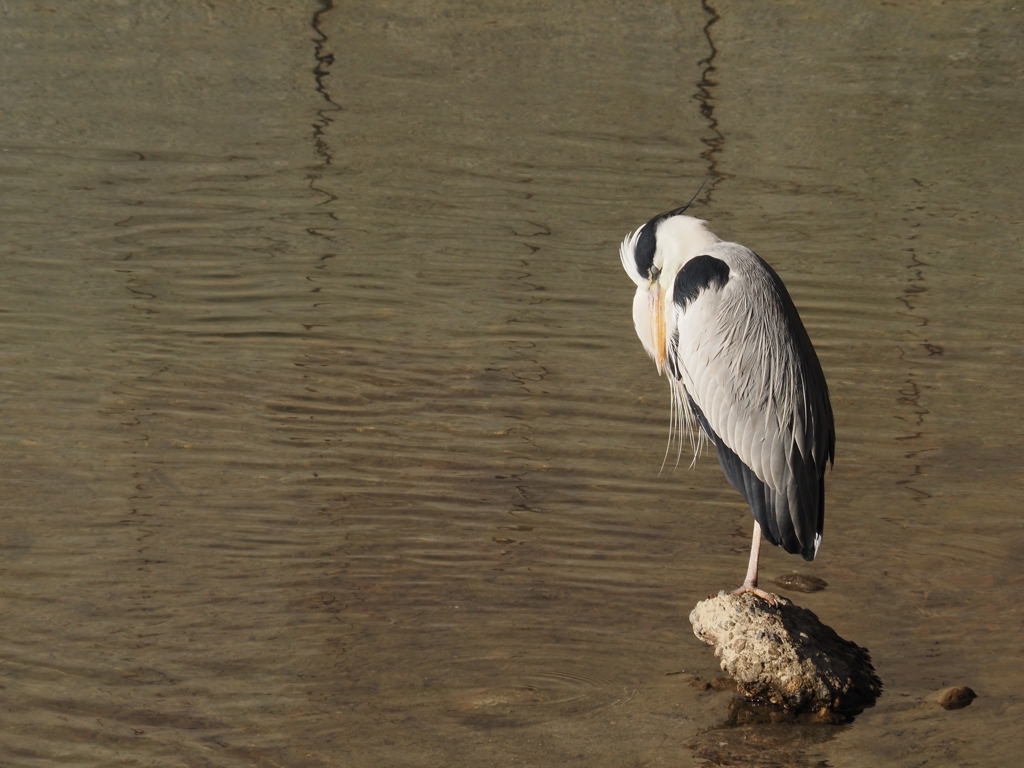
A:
<box><xmin>689</xmin><ymin>592</ymin><xmax>881</xmax><ymax>716</ymax></box>
<box><xmin>773</xmin><ymin>572</ymin><xmax>828</xmax><ymax>593</ymax></box>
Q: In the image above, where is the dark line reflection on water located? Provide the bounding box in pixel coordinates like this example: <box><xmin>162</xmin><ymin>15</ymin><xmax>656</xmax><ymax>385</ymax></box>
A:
<box><xmin>311</xmin><ymin>0</ymin><xmax>340</xmax><ymax>170</ymax></box>
<box><xmin>696</xmin><ymin>0</ymin><xmax>726</xmax><ymax>203</ymax></box>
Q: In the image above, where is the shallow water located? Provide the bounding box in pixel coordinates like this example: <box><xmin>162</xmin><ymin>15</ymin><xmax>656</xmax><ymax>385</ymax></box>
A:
<box><xmin>1</xmin><ymin>1</ymin><xmax>1022</xmax><ymax>765</ymax></box>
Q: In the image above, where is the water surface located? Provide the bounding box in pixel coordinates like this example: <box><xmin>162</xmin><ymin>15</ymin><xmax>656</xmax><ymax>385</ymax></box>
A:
<box><xmin>1</xmin><ymin>1</ymin><xmax>1022</xmax><ymax>766</ymax></box>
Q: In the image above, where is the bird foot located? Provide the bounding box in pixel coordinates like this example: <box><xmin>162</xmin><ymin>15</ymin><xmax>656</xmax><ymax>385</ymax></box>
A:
<box><xmin>730</xmin><ymin>584</ymin><xmax>778</xmax><ymax>605</ymax></box>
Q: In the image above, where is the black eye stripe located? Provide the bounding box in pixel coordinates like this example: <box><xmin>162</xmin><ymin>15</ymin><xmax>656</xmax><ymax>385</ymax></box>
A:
<box><xmin>633</xmin><ymin>211</ymin><xmax>675</xmax><ymax>281</ymax></box>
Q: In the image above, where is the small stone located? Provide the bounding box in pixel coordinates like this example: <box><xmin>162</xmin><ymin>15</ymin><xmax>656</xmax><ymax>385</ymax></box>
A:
<box><xmin>773</xmin><ymin>573</ymin><xmax>828</xmax><ymax>593</ymax></box>
<box><xmin>936</xmin><ymin>686</ymin><xmax>977</xmax><ymax>710</ymax></box>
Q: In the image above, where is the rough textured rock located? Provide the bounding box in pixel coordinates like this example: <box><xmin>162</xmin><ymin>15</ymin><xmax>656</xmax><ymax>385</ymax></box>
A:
<box><xmin>689</xmin><ymin>592</ymin><xmax>882</xmax><ymax>715</ymax></box>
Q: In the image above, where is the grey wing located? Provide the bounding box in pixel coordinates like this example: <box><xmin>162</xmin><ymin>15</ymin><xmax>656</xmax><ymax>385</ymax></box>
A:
<box><xmin>669</xmin><ymin>243</ymin><xmax>834</xmax><ymax>560</ymax></box>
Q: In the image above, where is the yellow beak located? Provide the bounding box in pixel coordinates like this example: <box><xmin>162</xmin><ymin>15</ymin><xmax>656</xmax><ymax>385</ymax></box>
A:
<box><xmin>650</xmin><ymin>287</ymin><xmax>666</xmax><ymax>375</ymax></box>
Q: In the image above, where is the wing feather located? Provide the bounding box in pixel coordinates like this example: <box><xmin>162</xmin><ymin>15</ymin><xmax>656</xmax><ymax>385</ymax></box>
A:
<box><xmin>670</xmin><ymin>242</ymin><xmax>834</xmax><ymax>560</ymax></box>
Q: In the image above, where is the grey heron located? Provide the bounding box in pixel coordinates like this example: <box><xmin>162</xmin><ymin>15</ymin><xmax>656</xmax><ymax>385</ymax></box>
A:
<box><xmin>619</xmin><ymin>208</ymin><xmax>834</xmax><ymax>602</ymax></box>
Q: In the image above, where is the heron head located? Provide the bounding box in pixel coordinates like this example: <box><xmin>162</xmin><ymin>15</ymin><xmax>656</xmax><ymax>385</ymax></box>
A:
<box><xmin>619</xmin><ymin>212</ymin><xmax>721</xmax><ymax>375</ymax></box>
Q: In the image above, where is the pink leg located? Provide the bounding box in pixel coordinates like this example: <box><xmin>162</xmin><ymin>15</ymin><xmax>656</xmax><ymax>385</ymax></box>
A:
<box><xmin>731</xmin><ymin>521</ymin><xmax>777</xmax><ymax>604</ymax></box>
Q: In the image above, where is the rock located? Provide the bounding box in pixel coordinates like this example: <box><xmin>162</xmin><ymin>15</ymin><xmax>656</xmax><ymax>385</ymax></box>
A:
<box><xmin>684</xmin><ymin>675</ymin><xmax>739</xmax><ymax>693</ymax></box>
<box><xmin>935</xmin><ymin>686</ymin><xmax>976</xmax><ymax>710</ymax></box>
<box><xmin>773</xmin><ymin>572</ymin><xmax>828</xmax><ymax>593</ymax></box>
<box><xmin>709</xmin><ymin>676</ymin><xmax>737</xmax><ymax>692</ymax></box>
<box><xmin>689</xmin><ymin>592</ymin><xmax>882</xmax><ymax>715</ymax></box>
